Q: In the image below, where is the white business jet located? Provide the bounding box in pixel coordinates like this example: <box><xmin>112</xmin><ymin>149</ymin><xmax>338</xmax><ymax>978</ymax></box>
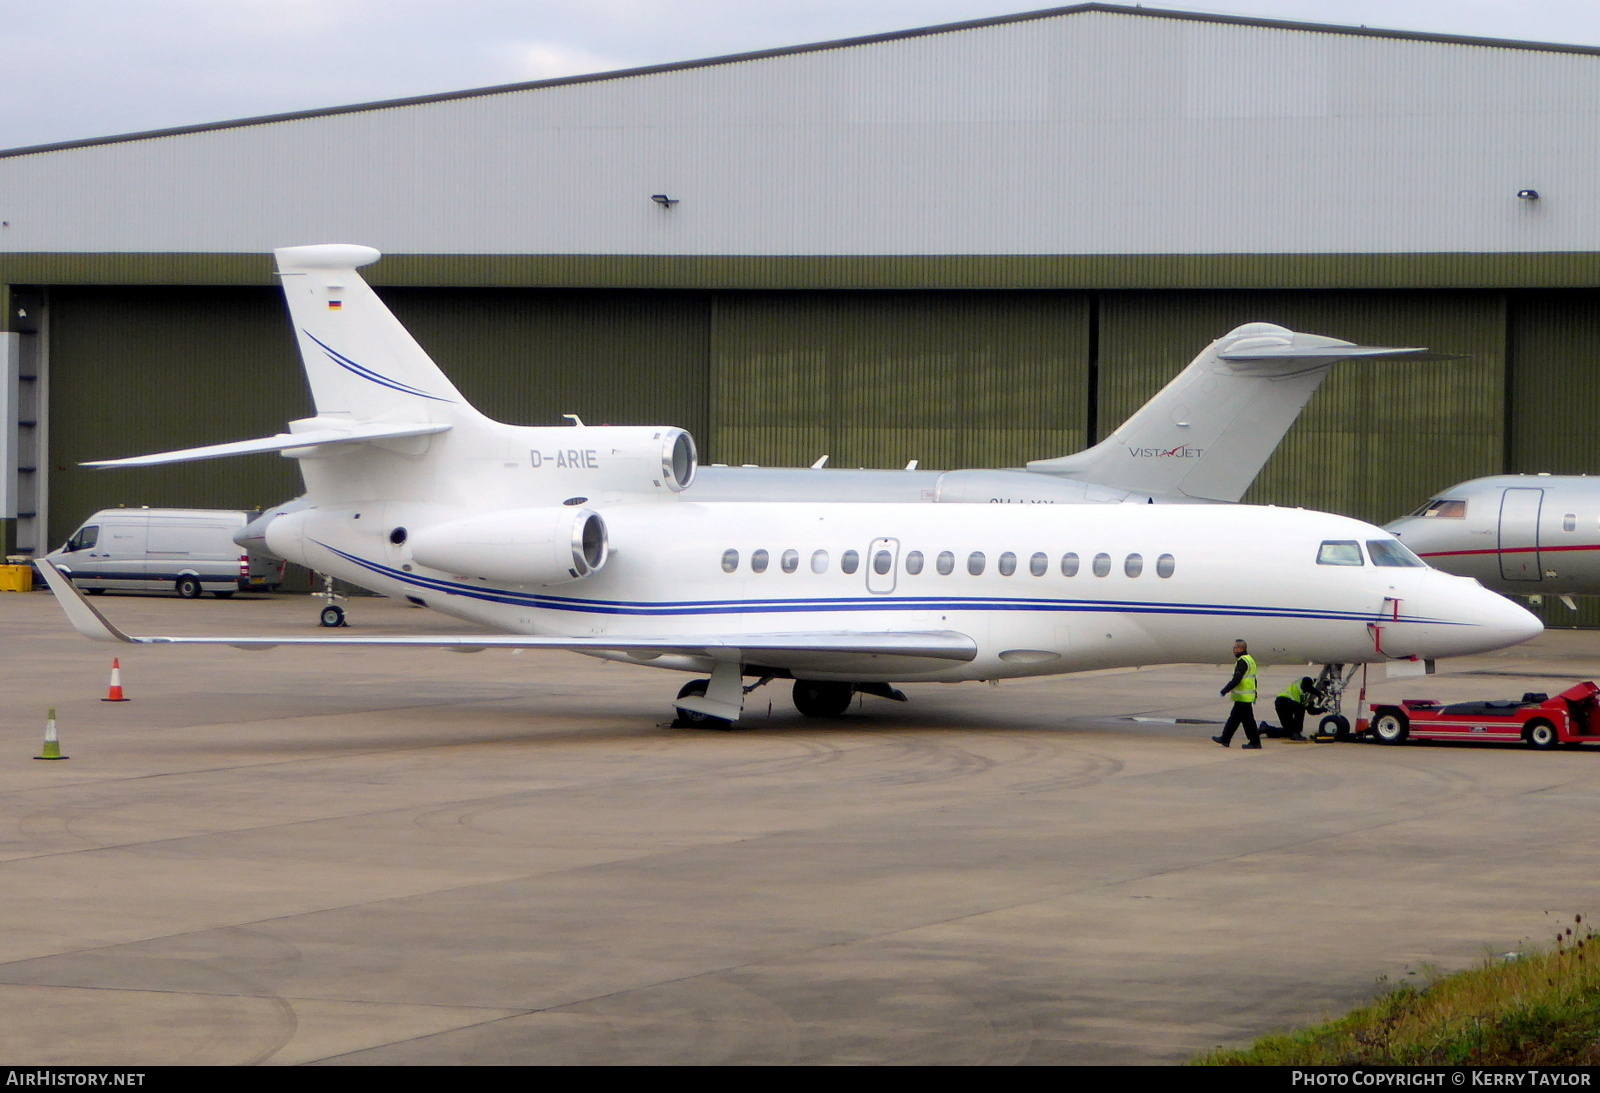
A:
<box><xmin>38</xmin><ymin>245</ymin><xmax>1541</xmax><ymax>729</ymax></box>
<box><xmin>1387</xmin><ymin>475</ymin><xmax>1600</xmax><ymax>602</ymax></box>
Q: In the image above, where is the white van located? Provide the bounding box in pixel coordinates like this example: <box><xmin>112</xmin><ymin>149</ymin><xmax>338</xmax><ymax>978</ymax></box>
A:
<box><xmin>44</xmin><ymin>508</ymin><xmax>286</xmax><ymax>598</ymax></box>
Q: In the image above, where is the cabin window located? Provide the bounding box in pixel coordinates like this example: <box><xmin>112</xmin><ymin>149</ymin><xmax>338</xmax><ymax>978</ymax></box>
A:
<box><xmin>751</xmin><ymin>549</ymin><xmax>769</xmax><ymax>574</ymax></box>
<box><xmin>1124</xmin><ymin>553</ymin><xmax>1143</xmax><ymax>578</ymax></box>
<box><xmin>998</xmin><ymin>551</ymin><xmax>1017</xmax><ymax>576</ymax></box>
<box><xmin>1061</xmin><ymin>552</ymin><xmax>1080</xmax><ymax>577</ymax></box>
<box><xmin>781</xmin><ymin>549</ymin><xmax>799</xmax><ymax>573</ymax></box>
<box><xmin>967</xmin><ymin>551</ymin><xmax>986</xmax><ymax>575</ymax></box>
<box><xmin>721</xmin><ymin>549</ymin><xmax>739</xmax><ymax>573</ymax></box>
<box><xmin>1565</xmin><ymin>514</ymin><xmax>1577</xmax><ymax>532</ymax></box>
<box><xmin>811</xmin><ymin>549</ymin><xmax>829</xmax><ymax>573</ymax></box>
<box><xmin>66</xmin><ymin>526</ymin><xmax>99</xmax><ymax>552</ymax></box>
<box><xmin>1317</xmin><ymin>540</ymin><xmax>1364</xmax><ymax>566</ymax></box>
<box><xmin>905</xmin><ymin>550</ymin><xmax>925</xmax><ymax>575</ymax></box>
<box><xmin>1092</xmin><ymin>553</ymin><xmax>1111</xmax><ymax>577</ymax></box>
<box><xmin>1366</xmin><ymin>539</ymin><xmax>1426</xmax><ymax>568</ymax></box>
<box><xmin>1420</xmin><ymin>499</ymin><xmax>1467</xmax><ymax>518</ymax></box>
<box><xmin>1156</xmin><ymin>553</ymin><xmax>1176</xmax><ymax>578</ymax></box>
<box><xmin>1029</xmin><ymin>552</ymin><xmax>1048</xmax><ymax>576</ymax></box>
<box><xmin>873</xmin><ymin>550</ymin><xmax>893</xmax><ymax>575</ymax></box>
<box><xmin>841</xmin><ymin>549</ymin><xmax>860</xmax><ymax>575</ymax></box>
<box><xmin>936</xmin><ymin>551</ymin><xmax>955</xmax><ymax>575</ymax></box>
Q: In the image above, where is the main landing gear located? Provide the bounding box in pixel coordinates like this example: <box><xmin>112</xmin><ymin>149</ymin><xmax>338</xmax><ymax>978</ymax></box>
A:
<box><xmin>670</xmin><ymin>673</ymin><xmax>907</xmax><ymax>729</ymax></box>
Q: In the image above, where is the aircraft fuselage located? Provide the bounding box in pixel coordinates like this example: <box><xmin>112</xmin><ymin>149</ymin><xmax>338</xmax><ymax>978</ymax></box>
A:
<box><xmin>1388</xmin><ymin>474</ymin><xmax>1600</xmax><ymax>596</ymax></box>
<box><xmin>271</xmin><ymin>499</ymin><xmax>1537</xmax><ymax>682</ymax></box>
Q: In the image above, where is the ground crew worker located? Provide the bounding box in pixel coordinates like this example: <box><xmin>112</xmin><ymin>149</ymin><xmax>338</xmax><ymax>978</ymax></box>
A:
<box><xmin>1272</xmin><ymin>676</ymin><xmax>1317</xmax><ymax>741</ymax></box>
<box><xmin>1212</xmin><ymin>638</ymin><xmax>1262</xmax><ymax>749</ymax></box>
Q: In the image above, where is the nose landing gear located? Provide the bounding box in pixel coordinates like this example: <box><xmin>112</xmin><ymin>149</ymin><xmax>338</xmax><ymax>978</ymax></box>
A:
<box><xmin>1311</xmin><ymin>663</ymin><xmax>1359</xmax><ymax>739</ymax></box>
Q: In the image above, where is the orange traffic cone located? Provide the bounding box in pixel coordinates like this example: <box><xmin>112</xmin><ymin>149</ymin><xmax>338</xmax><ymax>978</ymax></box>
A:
<box><xmin>102</xmin><ymin>657</ymin><xmax>129</xmax><ymax>702</ymax></box>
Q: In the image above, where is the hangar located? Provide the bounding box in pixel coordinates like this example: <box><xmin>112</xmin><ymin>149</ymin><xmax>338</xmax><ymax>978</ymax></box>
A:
<box><xmin>3</xmin><ymin>3</ymin><xmax>1599</xmax><ymax>619</ymax></box>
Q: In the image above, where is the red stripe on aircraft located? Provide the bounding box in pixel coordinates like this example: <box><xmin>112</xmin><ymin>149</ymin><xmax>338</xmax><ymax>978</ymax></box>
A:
<box><xmin>1418</xmin><ymin>543</ymin><xmax>1600</xmax><ymax>558</ymax></box>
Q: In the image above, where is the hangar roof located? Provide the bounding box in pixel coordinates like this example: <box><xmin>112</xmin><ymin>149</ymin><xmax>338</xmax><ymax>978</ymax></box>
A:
<box><xmin>6</xmin><ymin>3</ymin><xmax>1600</xmax><ymax>161</ymax></box>
<box><xmin>2</xmin><ymin>3</ymin><xmax>1598</xmax><ymax>283</ymax></box>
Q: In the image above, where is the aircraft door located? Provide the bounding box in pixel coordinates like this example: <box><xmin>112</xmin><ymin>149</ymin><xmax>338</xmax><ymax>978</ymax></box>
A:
<box><xmin>1498</xmin><ymin>487</ymin><xmax>1543</xmax><ymax>582</ymax></box>
<box><xmin>866</xmin><ymin>537</ymin><xmax>899</xmax><ymax>594</ymax></box>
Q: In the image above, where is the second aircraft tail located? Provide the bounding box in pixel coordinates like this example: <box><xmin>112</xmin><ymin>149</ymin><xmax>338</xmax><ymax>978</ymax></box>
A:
<box><xmin>1028</xmin><ymin>323</ymin><xmax>1444</xmax><ymax>502</ymax></box>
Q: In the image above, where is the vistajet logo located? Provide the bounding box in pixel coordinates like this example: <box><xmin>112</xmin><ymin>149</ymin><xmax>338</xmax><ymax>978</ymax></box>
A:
<box><xmin>1128</xmin><ymin>445</ymin><xmax>1204</xmax><ymax>459</ymax></box>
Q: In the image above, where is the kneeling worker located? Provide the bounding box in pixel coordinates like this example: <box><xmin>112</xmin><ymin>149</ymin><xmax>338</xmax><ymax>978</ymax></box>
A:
<box><xmin>1212</xmin><ymin>638</ymin><xmax>1262</xmax><ymax>749</ymax></box>
<box><xmin>1272</xmin><ymin>676</ymin><xmax>1317</xmax><ymax>741</ymax></box>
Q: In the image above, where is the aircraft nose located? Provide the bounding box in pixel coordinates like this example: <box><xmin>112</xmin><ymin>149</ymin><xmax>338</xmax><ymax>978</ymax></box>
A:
<box><xmin>1385</xmin><ymin>516</ymin><xmax>1434</xmax><ymax>552</ymax></box>
<box><xmin>1464</xmin><ymin>582</ymin><xmax>1543</xmax><ymax>649</ymax></box>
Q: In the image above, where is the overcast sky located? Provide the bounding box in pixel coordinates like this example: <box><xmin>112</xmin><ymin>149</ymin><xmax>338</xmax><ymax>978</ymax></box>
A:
<box><xmin>4</xmin><ymin>1</ymin><xmax>1599</xmax><ymax>151</ymax></box>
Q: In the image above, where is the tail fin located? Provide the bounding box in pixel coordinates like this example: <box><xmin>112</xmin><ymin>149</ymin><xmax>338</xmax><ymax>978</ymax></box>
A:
<box><xmin>1028</xmin><ymin>323</ymin><xmax>1445</xmax><ymax>502</ymax></box>
<box><xmin>275</xmin><ymin>244</ymin><xmax>468</xmax><ymax>419</ymax></box>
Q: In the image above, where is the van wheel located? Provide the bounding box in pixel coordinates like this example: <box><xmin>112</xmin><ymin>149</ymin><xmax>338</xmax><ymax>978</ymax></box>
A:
<box><xmin>85</xmin><ymin>588</ymin><xmax>105</xmax><ymax>596</ymax></box>
<box><xmin>175</xmin><ymin>577</ymin><xmax>202</xmax><ymax>599</ymax></box>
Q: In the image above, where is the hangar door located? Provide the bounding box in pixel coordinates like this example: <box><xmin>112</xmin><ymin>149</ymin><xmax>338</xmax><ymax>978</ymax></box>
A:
<box><xmin>709</xmin><ymin>292</ymin><xmax>1091</xmax><ymax>472</ymax></box>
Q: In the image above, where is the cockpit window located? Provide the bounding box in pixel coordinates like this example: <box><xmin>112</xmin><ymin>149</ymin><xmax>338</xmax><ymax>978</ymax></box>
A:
<box><xmin>1419</xmin><ymin>499</ymin><xmax>1467</xmax><ymax>518</ymax></box>
<box><xmin>1317</xmin><ymin>540</ymin><xmax>1364</xmax><ymax>566</ymax></box>
<box><xmin>1367</xmin><ymin>539</ymin><xmax>1426</xmax><ymax>568</ymax></box>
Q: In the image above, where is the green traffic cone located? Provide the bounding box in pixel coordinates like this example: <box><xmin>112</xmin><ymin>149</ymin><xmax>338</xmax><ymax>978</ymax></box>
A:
<box><xmin>34</xmin><ymin>706</ymin><xmax>67</xmax><ymax>761</ymax></box>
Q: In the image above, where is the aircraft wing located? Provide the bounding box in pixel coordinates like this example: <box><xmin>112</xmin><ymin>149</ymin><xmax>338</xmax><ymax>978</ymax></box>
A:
<box><xmin>36</xmin><ymin>561</ymin><xmax>976</xmax><ymax>663</ymax></box>
<box><xmin>82</xmin><ymin>421</ymin><xmax>452</xmax><ymax>468</ymax></box>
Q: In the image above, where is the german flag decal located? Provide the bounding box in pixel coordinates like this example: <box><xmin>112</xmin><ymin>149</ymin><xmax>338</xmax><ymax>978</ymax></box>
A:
<box><xmin>328</xmin><ymin>300</ymin><xmax>342</xmax><ymax>310</ymax></box>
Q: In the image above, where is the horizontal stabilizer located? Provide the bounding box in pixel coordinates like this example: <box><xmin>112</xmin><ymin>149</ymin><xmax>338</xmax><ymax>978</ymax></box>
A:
<box><xmin>1219</xmin><ymin>345</ymin><xmax>1455</xmax><ymax>365</ymax></box>
<box><xmin>82</xmin><ymin>421</ymin><xmax>452</xmax><ymax>468</ymax></box>
<box><xmin>36</xmin><ymin>561</ymin><xmax>976</xmax><ymax>661</ymax></box>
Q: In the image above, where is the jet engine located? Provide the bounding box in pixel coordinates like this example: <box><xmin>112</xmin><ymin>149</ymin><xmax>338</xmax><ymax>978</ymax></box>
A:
<box><xmin>409</xmin><ymin>507</ymin><xmax>608</xmax><ymax>585</ymax></box>
<box><xmin>515</xmin><ymin>425</ymin><xmax>697</xmax><ymax>499</ymax></box>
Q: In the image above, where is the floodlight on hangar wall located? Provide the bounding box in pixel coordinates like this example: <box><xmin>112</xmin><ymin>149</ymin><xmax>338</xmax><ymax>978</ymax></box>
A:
<box><xmin>1517</xmin><ymin>189</ymin><xmax>1541</xmax><ymax>200</ymax></box>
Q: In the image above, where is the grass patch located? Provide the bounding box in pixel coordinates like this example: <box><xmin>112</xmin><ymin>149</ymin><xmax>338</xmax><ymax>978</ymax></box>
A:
<box><xmin>1196</xmin><ymin>916</ymin><xmax>1600</xmax><ymax>1065</ymax></box>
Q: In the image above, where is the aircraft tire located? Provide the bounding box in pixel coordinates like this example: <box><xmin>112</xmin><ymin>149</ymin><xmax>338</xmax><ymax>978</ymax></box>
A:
<box><xmin>1525</xmin><ymin>720</ymin><xmax>1559</xmax><ymax>749</ymax></box>
<box><xmin>792</xmin><ymin>679</ymin><xmax>854</xmax><ymax>718</ymax></box>
<box><xmin>214</xmin><ymin>591</ymin><xmax>234</xmax><ymax>599</ymax></box>
<box><xmin>1371</xmin><ymin>709</ymin><xmax>1409</xmax><ymax>745</ymax></box>
<box><xmin>1317</xmin><ymin>714</ymin><xmax>1351</xmax><ymax>739</ymax></box>
<box><xmin>175</xmin><ymin>577</ymin><xmax>202</xmax><ymax>600</ymax></box>
<box><xmin>319</xmin><ymin>605</ymin><xmax>346</xmax><ymax>628</ymax></box>
<box><xmin>672</xmin><ymin>679</ymin><xmax>732</xmax><ymax>730</ymax></box>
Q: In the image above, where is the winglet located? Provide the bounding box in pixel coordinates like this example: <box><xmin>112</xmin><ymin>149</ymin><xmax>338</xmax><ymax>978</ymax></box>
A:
<box><xmin>36</xmin><ymin>560</ymin><xmax>137</xmax><ymax>644</ymax></box>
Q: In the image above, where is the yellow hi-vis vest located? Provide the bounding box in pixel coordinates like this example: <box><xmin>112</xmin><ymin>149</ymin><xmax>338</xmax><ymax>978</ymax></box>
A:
<box><xmin>1279</xmin><ymin>679</ymin><xmax>1304</xmax><ymax>705</ymax></box>
<box><xmin>1231</xmin><ymin>654</ymin><xmax>1259</xmax><ymax>703</ymax></box>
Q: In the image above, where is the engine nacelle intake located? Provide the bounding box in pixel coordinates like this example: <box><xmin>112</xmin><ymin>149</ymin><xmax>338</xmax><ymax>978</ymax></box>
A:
<box><xmin>517</xmin><ymin>425</ymin><xmax>696</xmax><ymax>497</ymax></box>
<box><xmin>409</xmin><ymin>507</ymin><xmax>608</xmax><ymax>585</ymax></box>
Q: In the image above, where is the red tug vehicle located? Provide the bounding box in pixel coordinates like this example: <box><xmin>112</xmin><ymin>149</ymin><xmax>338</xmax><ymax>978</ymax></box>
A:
<box><xmin>1356</xmin><ymin>681</ymin><xmax>1600</xmax><ymax>748</ymax></box>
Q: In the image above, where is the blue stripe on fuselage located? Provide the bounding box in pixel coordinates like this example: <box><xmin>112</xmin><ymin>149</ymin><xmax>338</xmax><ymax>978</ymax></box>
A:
<box><xmin>312</xmin><ymin>541</ymin><xmax>1464</xmax><ymax>626</ymax></box>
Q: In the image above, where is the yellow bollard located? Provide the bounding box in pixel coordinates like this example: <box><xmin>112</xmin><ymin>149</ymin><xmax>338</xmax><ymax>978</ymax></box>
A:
<box><xmin>34</xmin><ymin>706</ymin><xmax>67</xmax><ymax>761</ymax></box>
